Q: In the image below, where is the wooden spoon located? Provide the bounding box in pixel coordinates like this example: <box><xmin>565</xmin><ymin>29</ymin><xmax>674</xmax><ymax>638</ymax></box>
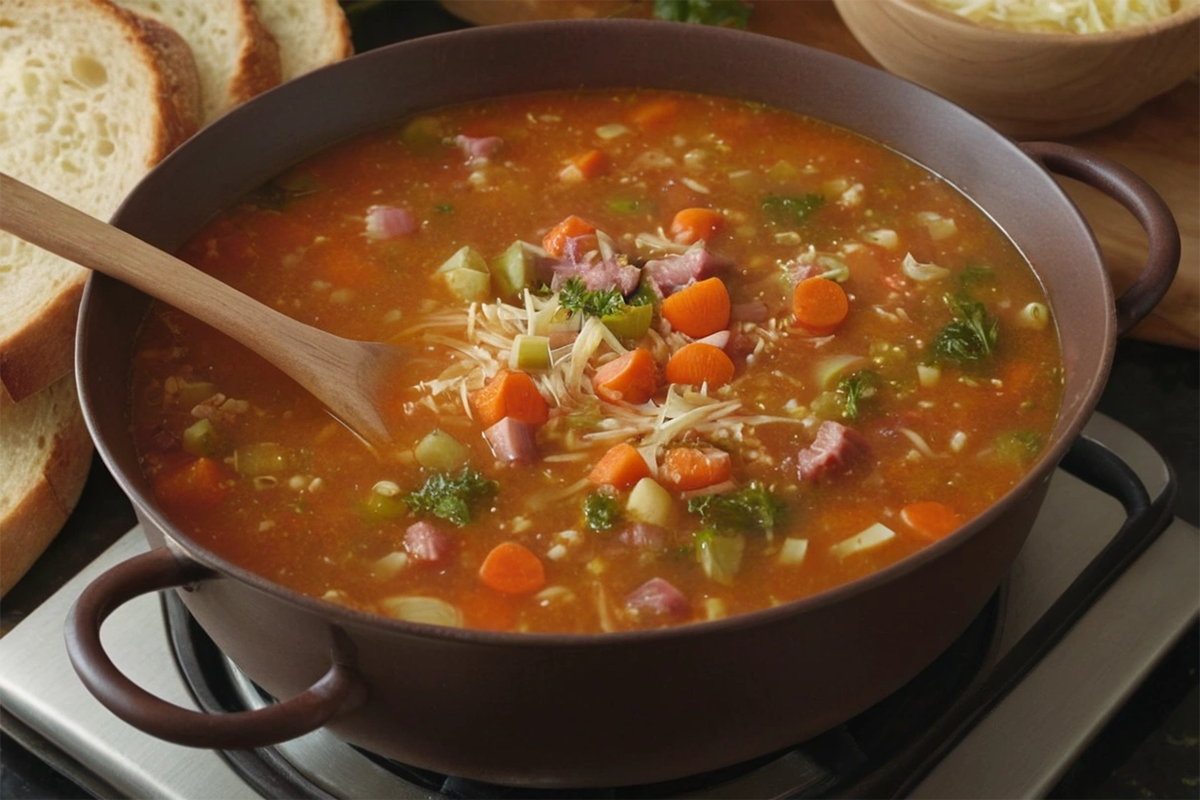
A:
<box><xmin>0</xmin><ymin>173</ymin><xmax>405</xmax><ymax>449</ymax></box>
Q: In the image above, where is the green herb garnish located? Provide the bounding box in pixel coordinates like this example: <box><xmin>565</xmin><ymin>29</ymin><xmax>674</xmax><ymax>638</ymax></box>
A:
<box><xmin>434</xmin><ymin>203</ymin><xmax>454</xmax><ymax>214</ymax></box>
<box><xmin>959</xmin><ymin>264</ymin><xmax>995</xmax><ymax>287</ymax></box>
<box><xmin>653</xmin><ymin>0</ymin><xmax>752</xmax><ymax>28</ymax></box>
<box><xmin>559</xmin><ymin>277</ymin><xmax>626</xmax><ymax>319</ymax></box>
<box><xmin>761</xmin><ymin>193</ymin><xmax>825</xmax><ymax>225</ymax></box>
<box><xmin>929</xmin><ymin>294</ymin><xmax>999</xmax><ymax>365</ymax></box>
<box><xmin>837</xmin><ymin>370</ymin><xmax>881</xmax><ymax>421</ymax></box>
<box><xmin>687</xmin><ymin>481</ymin><xmax>786</xmax><ymax>535</ymax></box>
<box><xmin>583</xmin><ymin>491</ymin><xmax>622</xmax><ymax>532</ymax></box>
<box><xmin>404</xmin><ymin>468</ymin><xmax>498</xmax><ymax>527</ymax></box>
<box><xmin>993</xmin><ymin>430</ymin><xmax>1044</xmax><ymax>463</ymax></box>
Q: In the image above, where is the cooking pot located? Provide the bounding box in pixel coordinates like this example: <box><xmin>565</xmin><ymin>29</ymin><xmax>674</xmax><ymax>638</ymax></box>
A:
<box><xmin>64</xmin><ymin>20</ymin><xmax>1179</xmax><ymax>787</ymax></box>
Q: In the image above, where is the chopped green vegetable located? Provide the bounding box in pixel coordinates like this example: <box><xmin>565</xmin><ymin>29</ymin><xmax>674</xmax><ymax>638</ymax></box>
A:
<box><xmin>182</xmin><ymin>418</ymin><xmax>224</xmax><ymax>458</ymax></box>
<box><xmin>434</xmin><ymin>203</ymin><xmax>454</xmax><ymax>214</ymax></box>
<box><xmin>174</xmin><ymin>380</ymin><xmax>218</xmax><ymax>408</ymax></box>
<box><xmin>510</xmin><ymin>334</ymin><xmax>552</xmax><ymax>370</ymax></box>
<box><xmin>363</xmin><ymin>491</ymin><xmax>407</xmax><ymax>522</ymax></box>
<box><xmin>558</xmin><ymin>277</ymin><xmax>626</xmax><ymax>319</ymax></box>
<box><xmin>626</xmin><ymin>280</ymin><xmax>658</xmax><ymax>308</ymax></box>
<box><xmin>399</xmin><ymin>115</ymin><xmax>446</xmax><ymax>154</ymax></box>
<box><xmin>959</xmin><ymin>264</ymin><xmax>995</xmax><ymax>286</ymax></box>
<box><xmin>234</xmin><ymin>442</ymin><xmax>299</xmax><ymax>477</ymax></box>
<box><xmin>761</xmin><ymin>193</ymin><xmax>825</xmax><ymax>225</ymax></box>
<box><xmin>929</xmin><ymin>294</ymin><xmax>999</xmax><ymax>365</ymax></box>
<box><xmin>583</xmin><ymin>491</ymin><xmax>622</xmax><ymax>532</ymax></box>
<box><xmin>600</xmin><ymin>302</ymin><xmax>654</xmax><ymax>340</ymax></box>
<box><xmin>653</xmin><ymin>0</ymin><xmax>752</xmax><ymax>28</ymax></box>
<box><xmin>695</xmin><ymin>530</ymin><xmax>746</xmax><ymax>584</ymax></box>
<box><xmin>687</xmin><ymin>481</ymin><xmax>786</xmax><ymax>535</ymax></box>
<box><xmin>606</xmin><ymin>197</ymin><xmax>643</xmax><ymax>214</ymax></box>
<box><xmin>993</xmin><ymin>430</ymin><xmax>1044</xmax><ymax>463</ymax></box>
<box><xmin>414</xmin><ymin>429</ymin><xmax>470</xmax><ymax>471</ymax></box>
<box><xmin>404</xmin><ymin>468</ymin><xmax>498</xmax><ymax>528</ymax></box>
<box><xmin>837</xmin><ymin>370</ymin><xmax>881</xmax><ymax>420</ymax></box>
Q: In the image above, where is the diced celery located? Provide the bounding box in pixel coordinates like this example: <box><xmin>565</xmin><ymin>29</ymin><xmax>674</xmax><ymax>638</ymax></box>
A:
<box><xmin>600</xmin><ymin>302</ymin><xmax>653</xmax><ymax>341</ymax></box>
<box><xmin>436</xmin><ymin>245</ymin><xmax>489</xmax><ymax>275</ymax></box>
<box><xmin>175</xmin><ymin>380</ymin><xmax>217</xmax><ymax>408</ymax></box>
<box><xmin>234</xmin><ymin>442</ymin><xmax>294</xmax><ymax>476</ymax></box>
<box><xmin>704</xmin><ymin>597</ymin><xmax>727</xmax><ymax>620</ymax></box>
<box><xmin>696</xmin><ymin>531</ymin><xmax>745</xmax><ymax>585</ymax></box>
<box><xmin>182</xmin><ymin>418</ymin><xmax>223</xmax><ymax>458</ymax></box>
<box><xmin>626</xmin><ymin>478</ymin><xmax>673</xmax><ymax>527</ymax></box>
<box><xmin>778</xmin><ymin>537</ymin><xmax>809</xmax><ymax>566</ymax></box>
<box><xmin>364</xmin><ymin>490</ymin><xmax>407</xmax><ymax>522</ymax></box>
<box><xmin>442</xmin><ymin>267</ymin><xmax>491</xmax><ymax>302</ymax></box>
<box><xmin>414</xmin><ymin>429</ymin><xmax>470</xmax><ymax>471</ymax></box>
<box><xmin>814</xmin><ymin>355</ymin><xmax>870</xmax><ymax>391</ymax></box>
<box><xmin>606</xmin><ymin>197</ymin><xmax>642</xmax><ymax>214</ymax></box>
<box><xmin>509</xmin><ymin>335</ymin><xmax>552</xmax><ymax>371</ymax></box>
<box><xmin>489</xmin><ymin>241</ymin><xmax>533</xmax><ymax>299</ymax></box>
<box><xmin>829</xmin><ymin>523</ymin><xmax>896</xmax><ymax>559</ymax></box>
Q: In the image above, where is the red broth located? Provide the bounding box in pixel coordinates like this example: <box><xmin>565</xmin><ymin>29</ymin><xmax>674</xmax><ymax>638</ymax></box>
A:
<box><xmin>130</xmin><ymin>90</ymin><xmax>1061</xmax><ymax>633</ymax></box>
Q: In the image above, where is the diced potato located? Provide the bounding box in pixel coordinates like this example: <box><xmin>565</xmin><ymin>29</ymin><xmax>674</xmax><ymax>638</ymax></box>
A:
<box><xmin>626</xmin><ymin>478</ymin><xmax>672</xmax><ymax>527</ymax></box>
<box><xmin>436</xmin><ymin>245</ymin><xmax>489</xmax><ymax>275</ymax></box>
<box><xmin>414</xmin><ymin>429</ymin><xmax>470</xmax><ymax>471</ymax></box>
<box><xmin>441</xmin><ymin>266</ymin><xmax>491</xmax><ymax>303</ymax></box>
<box><xmin>489</xmin><ymin>241</ymin><xmax>534</xmax><ymax>298</ymax></box>
<box><xmin>182</xmin><ymin>418</ymin><xmax>223</xmax><ymax>458</ymax></box>
<box><xmin>696</xmin><ymin>533</ymin><xmax>745</xmax><ymax>585</ymax></box>
<box><xmin>778</xmin><ymin>537</ymin><xmax>809</xmax><ymax>566</ymax></box>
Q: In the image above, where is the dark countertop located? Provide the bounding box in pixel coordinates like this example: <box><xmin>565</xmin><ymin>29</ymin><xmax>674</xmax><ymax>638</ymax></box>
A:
<box><xmin>2</xmin><ymin>2</ymin><xmax>1197</xmax><ymax>797</ymax></box>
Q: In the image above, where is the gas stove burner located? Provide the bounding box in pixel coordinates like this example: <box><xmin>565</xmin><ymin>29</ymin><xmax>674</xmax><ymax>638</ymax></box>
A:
<box><xmin>166</xmin><ymin>590</ymin><xmax>999</xmax><ymax>799</ymax></box>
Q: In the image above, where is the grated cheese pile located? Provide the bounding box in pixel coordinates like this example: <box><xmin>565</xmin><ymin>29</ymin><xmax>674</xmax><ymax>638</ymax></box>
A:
<box><xmin>928</xmin><ymin>0</ymin><xmax>1189</xmax><ymax>32</ymax></box>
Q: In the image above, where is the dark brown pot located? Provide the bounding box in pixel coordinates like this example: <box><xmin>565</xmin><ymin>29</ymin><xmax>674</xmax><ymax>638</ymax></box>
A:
<box><xmin>64</xmin><ymin>21</ymin><xmax>1179</xmax><ymax>787</ymax></box>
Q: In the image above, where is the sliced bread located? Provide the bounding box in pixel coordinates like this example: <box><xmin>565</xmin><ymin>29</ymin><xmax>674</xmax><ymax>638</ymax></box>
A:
<box><xmin>0</xmin><ymin>0</ymin><xmax>203</xmax><ymax>402</ymax></box>
<box><xmin>114</xmin><ymin>0</ymin><xmax>281</xmax><ymax>123</ymax></box>
<box><xmin>254</xmin><ymin>0</ymin><xmax>353</xmax><ymax>83</ymax></box>
<box><xmin>0</xmin><ymin>372</ymin><xmax>93</xmax><ymax>596</ymax></box>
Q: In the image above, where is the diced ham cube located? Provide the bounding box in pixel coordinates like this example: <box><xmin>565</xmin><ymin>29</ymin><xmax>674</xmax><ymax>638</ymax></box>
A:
<box><xmin>796</xmin><ymin>420</ymin><xmax>871</xmax><ymax>482</ymax></box>
<box><xmin>483</xmin><ymin>417</ymin><xmax>538</xmax><ymax>464</ymax></box>
<box><xmin>642</xmin><ymin>247</ymin><xmax>730</xmax><ymax>297</ymax></box>
<box><xmin>539</xmin><ymin>254</ymin><xmax>641</xmax><ymax>296</ymax></box>
<box><xmin>404</xmin><ymin>521</ymin><xmax>452</xmax><ymax>564</ymax></box>
<box><xmin>365</xmin><ymin>205</ymin><xmax>418</xmax><ymax>240</ymax></box>
<box><xmin>454</xmin><ymin>134</ymin><xmax>503</xmax><ymax>161</ymax></box>
<box><xmin>625</xmin><ymin>577</ymin><xmax>690</xmax><ymax>619</ymax></box>
<box><xmin>730</xmin><ymin>300</ymin><xmax>769</xmax><ymax>323</ymax></box>
<box><xmin>618</xmin><ymin>522</ymin><xmax>667</xmax><ymax>550</ymax></box>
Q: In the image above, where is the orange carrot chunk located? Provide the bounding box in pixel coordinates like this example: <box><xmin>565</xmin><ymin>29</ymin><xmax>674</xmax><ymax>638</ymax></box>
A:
<box><xmin>592</xmin><ymin>348</ymin><xmax>659</xmax><ymax>405</ymax></box>
<box><xmin>660</xmin><ymin>447</ymin><xmax>733</xmax><ymax>492</ymax></box>
<box><xmin>793</xmin><ymin>277</ymin><xmax>849</xmax><ymax>335</ymax></box>
<box><xmin>542</xmin><ymin>214</ymin><xmax>597</xmax><ymax>258</ymax></box>
<box><xmin>153</xmin><ymin>457</ymin><xmax>230</xmax><ymax>511</ymax></box>
<box><xmin>630</xmin><ymin>98</ymin><xmax>680</xmax><ymax>128</ymax></box>
<box><xmin>561</xmin><ymin>149</ymin><xmax>610</xmax><ymax>182</ymax></box>
<box><xmin>661</xmin><ymin>277</ymin><xmax>731</xmax><ymax>338</ymax></box>
<box><xmin>665</xmin><ymin>342</ymin><xmax>736</xmax><ymax>388</ymax></box>
<box><xmin>472</xmin><ymin>370</ymin><xmax>549</xmax><ymax>429</ymax></box>
<box><xmin>670</xmin><ymin>207</ymin><xmax>725</xmax><ymax>245</ymax></box>
<box><xmin>900</xmin><ymin>501</ymin><xmax>964</xmax><ymax>541</ymax></box>
<box><xmin>589</xmin><ymin>443</ymin><xmax>652</xmax><ymax>489</ymax></box>
<box><xmin>479</xmin><ymin>541</ymin><xmax>546</xmax><ymax>595</ymax></box>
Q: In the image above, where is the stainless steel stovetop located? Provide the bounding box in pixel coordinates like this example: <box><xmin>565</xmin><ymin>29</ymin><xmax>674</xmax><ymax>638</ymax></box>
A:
<box><xmin>1</xmin><ymin>413</ymin><xmax>1196</xmax><ymax>799</ymax></box>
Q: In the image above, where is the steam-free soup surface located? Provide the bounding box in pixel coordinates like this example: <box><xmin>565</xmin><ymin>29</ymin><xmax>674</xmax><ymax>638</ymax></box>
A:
<box><xmin>131</xmin><ymin>90</ymin><xmax>1061</xmax><ymax>633</ymax></box>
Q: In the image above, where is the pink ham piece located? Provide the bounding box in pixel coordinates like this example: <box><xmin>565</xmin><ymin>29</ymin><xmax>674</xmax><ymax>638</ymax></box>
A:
<box><xmin>455</xmin><ymin>134</ymin><xmax>503</xmax><ymax>161</ymax></box>
<box><xmin>641</xmin><ymin>246</ymin><xmax>730</xmax><ymax>297</ymax></box>
<box><xmin>796</xmin><ymin>420</ymin><xmax>871</xmax><ymax>482</ymax></box>
<box><xmin>539</xmin><ymin>251</ymin><xmax>641</xmax><ymax>296</ymax></box>
<box><xmin>365</xmin><ymin>205</ymin><xmax>418</xmax><ymax>240</ymax></box>
<box><xmin>404</xmin><ymin>521</ymin><xmax>452</xmax><ymax>564</ymax></box>
<box><xmin>730</xmin><ymin>300</ymin><xmax>769</xmax><ymax>323</ymax></box>
<box><xmin>625</xmin><ymin>577</ymin><xmax>690</xmax><ymax>619</ymax></box>
<box><xmin>483</xmin><ymin>417</ymin><xmax>538</xmax><ymax>464</ymax></box>
<box><xmin>618</xmin><ymin>522</ymin><xmax>667</xmax><ymax>550</ymax></box>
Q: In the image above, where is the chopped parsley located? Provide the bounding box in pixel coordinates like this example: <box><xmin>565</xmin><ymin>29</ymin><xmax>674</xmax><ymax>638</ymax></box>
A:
<box><xmin>559</xmin><ymin>277</ymin><xmax>627</xmax><ymax>319</ymax></box>
<box><xmin>837</xmin><ymin>370</ymin><xmax>881</xmax><ymax>421</ymax></box>
<box><xmin>434</xmin><ymin>203</ymin><xmax>454</xmax><ymax>214</ymax></box>
<box><xmin>404</xmin><ymin>468</ymin><xmax>497</xmax><ymax>527</ymax></box>
<box><xmin>761</xmin><ymin>193</ymin><xmax>825</xmax><ymax>225</ymax></box>
<box><xmin>929</xmin><ymin>294</ymin><xmax>999</xmax><ymax>365</ymax></box>
<box><xmin>583</xmin><ymin>491</ymin><xmax>622</xmax><ymax>532</ymax></box>
<box><xmin>687</xmin><ymin>482</ymin><xmax>786</xmax><ymax>535</ymax></box>
<box><xmin>653</xmin><ymin>0</ymin><xmax>752</xmax><ymax>27</ymax></box>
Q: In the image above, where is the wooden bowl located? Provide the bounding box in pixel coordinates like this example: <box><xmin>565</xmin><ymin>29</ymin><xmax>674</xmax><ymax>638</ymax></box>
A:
<box><xmin>833</xmin><ymin>0</ymin><xmax>1200</xmax><ymax>138</ymax></box>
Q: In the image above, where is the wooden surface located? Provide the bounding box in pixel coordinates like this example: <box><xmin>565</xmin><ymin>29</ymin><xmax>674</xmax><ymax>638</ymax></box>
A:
<box><xmin>753</xmin><ymin>1</ymin><xmax>1199</xmax><ymax>349</ymax></box>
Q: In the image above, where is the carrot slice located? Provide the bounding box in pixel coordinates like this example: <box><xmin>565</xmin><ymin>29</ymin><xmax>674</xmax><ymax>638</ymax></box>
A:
<box><xmin>670</xmin><ymin>208</ymin><xmax>724</xmax><ymax>245</ymax></box>
<box><xmin>660</xmin><ymin>447</ymin><xmax>732</xmax><ymax>492</ymax></box>
<box><xmin>472</xmin><ymin>370</ymin><xmax>549</xmax><ymax>429</ymax></box>
<box><xmin>479</xmin><ymin>542</ymin><xmax>546</xmax><ymax>595</ymax></box>
<box><xmin>792</xmin><ymin>277</ymin><xmax>849</xmax><ymax>335</ymax></box>
<box><xmin>542</xmin><ymin>214</ymin><xmax>597</xmax><ymax>258</ymax></box>
<box><xmin>665</xmin><ymin>342</ymin><xmax>736</xmax><ymax>388</ymax></box>
<box><xmin>630</xmin><ymin>98</ymin><xmax>680</xmax><ymax>128</ymax></box>
<box><xmin>661</xmin><ymin>277</ymin><xmax>731</xmax><ymax>338</ymax></box>
<box><xmin>900</xmin><ymin>501</ymin><xmax>964</xmax><ymax>541</ymax></box>
<box><xmin>153</xmin><ymin>457</ymin><xmax>230</xmax><ymax>511</ymax></box>
<box><xmin>561</xmin><ymin>149</ymin><xmax>610</xmax><ymax>182</ymax></box>
<box><xmin>592</xmin><ymin>348</ymin><xmax>659</xmax><ymax>405</ymax></box>
<box><xmin>589</xmin><ymin>443</ymin><xmax>652</xmax><ymax>489</ymax></box>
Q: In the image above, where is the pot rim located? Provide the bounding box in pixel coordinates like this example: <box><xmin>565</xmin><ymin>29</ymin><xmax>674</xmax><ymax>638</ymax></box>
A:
<box><xmin>79</xmin><ymin>18</ymin><xmax>1112</xmax><ymax>648</ymax></box>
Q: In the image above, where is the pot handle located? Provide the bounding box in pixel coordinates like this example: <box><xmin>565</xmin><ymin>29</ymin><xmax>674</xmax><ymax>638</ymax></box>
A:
<box><xmin>65</xmin><ymin>546</ymin><xmax>364</xmax><ymax>749</ymax></box>
<box><xmin>1019</xmin><ymin>141</ymin><xmax>1180</xmax><ymax>336</ymax></box>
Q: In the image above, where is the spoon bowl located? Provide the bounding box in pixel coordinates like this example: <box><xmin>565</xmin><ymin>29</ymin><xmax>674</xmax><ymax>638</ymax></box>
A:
<box><xmin>0</xmin><ymin>172</ymin><xmax>403</xmax><ymax>449</ymax></box>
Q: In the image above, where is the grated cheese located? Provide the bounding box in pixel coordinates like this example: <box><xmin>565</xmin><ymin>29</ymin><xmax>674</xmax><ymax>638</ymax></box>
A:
<box><xmin>929</xmin><ymin>0</ymin><xmax>1189</xmax><ymax>32</ymax></box>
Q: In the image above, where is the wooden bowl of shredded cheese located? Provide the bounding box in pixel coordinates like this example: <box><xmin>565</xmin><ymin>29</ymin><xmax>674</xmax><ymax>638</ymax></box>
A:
<box><xmin>833</xmin><ymin>0</ymin><xmax>1200</xmax><ymax>137</ymax></box>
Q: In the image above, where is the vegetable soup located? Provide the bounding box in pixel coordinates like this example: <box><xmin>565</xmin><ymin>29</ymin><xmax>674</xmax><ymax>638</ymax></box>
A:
<box><xmin>130</xmin><ymin>89</ymin><xmax>1062</xmax><ymax>634</ymax></box>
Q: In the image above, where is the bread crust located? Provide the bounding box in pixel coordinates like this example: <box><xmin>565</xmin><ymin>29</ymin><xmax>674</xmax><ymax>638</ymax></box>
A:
<box><xmin>228</xmin><ymin>0</ymin><xmax>282</xmax><ymax>109</ymax></box>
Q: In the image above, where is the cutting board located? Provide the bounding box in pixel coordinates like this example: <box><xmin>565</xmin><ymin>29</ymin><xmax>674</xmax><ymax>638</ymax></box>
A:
<box><xmin>748</xmin><ymin>1</ymin><xmax>1199</xmax><ymax>350</ymax></box>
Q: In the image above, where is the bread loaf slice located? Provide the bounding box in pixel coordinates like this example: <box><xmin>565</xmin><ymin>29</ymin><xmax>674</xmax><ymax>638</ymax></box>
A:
<box><xmin>254</xmin><ymin>0</ymin><xmax>353</xmax><ymax>83</ymax></box>
<box><xmin>0</xmin><ymin>0</ymin><xmax>203</xmax><ymax>402</ymax></box>
<box><xmin>0</xmin><ymin>372</ymin><xmax>93</xmax><ymax>596</ymax></box>
<box><xmin>114</xmin><ymin>0</ymin><xmax>281</xmax><ymax>123</ymax></box>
